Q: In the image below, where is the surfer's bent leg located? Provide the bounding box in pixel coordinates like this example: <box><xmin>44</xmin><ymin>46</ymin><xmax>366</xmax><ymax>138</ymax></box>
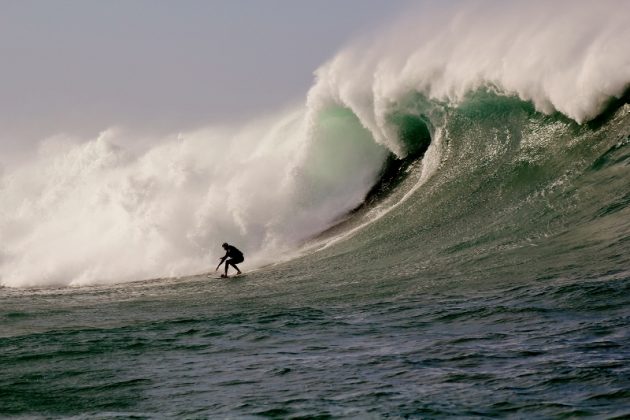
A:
<box><xmin>227</xmin><ymin>257</ymin><xmax>244</xmax><ymax>275</ymax></box>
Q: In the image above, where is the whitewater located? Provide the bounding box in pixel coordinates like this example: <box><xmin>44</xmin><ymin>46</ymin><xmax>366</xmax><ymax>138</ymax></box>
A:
<box><xmin>1</xmin><ymin>0</ymin><xmax>630</xmax><ymax>417</ymax></box>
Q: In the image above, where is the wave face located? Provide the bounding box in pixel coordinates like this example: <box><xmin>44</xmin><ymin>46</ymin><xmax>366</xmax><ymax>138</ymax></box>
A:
<box><xmin>1</xmin><ymin>0</ymin><xmax>629</xmax><ymax>287</ymax></box>
<box><xmin>312</xmin><ymin>92</ymin><xmax>630</xmax><ymax>289</ymax></box>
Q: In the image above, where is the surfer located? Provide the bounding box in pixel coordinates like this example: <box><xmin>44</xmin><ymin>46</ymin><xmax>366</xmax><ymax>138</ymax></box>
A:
<box><xmin>216</xmin><ymin>242</ymin><xmax>244</xmax><ymax>278</ymax></box>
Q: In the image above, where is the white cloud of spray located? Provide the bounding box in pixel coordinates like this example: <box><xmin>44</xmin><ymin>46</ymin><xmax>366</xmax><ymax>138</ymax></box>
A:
<box><xmin>1</xmin><ymin>0</ymin><xmax>629</xmax><ymax>287</ymax></box>
<box><xmin>0</xmin><ymin>109</ymin><xmax>386</xmax><ymax>287</ymax></box>
<box><xmin>310</xmin><ymin>0</ymin><xmax>630</xmax><ymax>156</ymax></box>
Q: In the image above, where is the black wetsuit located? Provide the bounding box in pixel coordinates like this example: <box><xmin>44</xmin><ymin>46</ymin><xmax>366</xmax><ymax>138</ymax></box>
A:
<box><xmin>223</xmin><ymin>245</ymin><xmax>244</xmax><ymax>265</ymax></box>
<box><xmin>220</xmin><ymin>245</ymin><xmax>244</xmax><ymax>275</ymax></box>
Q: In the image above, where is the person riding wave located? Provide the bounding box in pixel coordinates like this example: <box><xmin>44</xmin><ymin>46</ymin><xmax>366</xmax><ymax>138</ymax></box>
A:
<box><xmin>216</xmin><ymin>242</ymin><xmax>244</xmax><ymax>277</ymax></box>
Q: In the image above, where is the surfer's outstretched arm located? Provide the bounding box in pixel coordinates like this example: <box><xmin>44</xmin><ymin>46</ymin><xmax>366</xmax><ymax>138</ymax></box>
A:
<box><xmin>216</xmin><ymin>255</ymin><xmax>227</xmax><ymax>271</ymax></box>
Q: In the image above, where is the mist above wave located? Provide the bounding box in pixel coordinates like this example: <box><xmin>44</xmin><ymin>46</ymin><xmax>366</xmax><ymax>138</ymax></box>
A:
<box><xmin>0</xmin><ymin>111</ymin><xmax>386</xmax><ymax>287</ymax></box>
<box><xmin>310</xmin><ymin>0</ymin><xmax>630</xmax><ymax>157</ymax></box>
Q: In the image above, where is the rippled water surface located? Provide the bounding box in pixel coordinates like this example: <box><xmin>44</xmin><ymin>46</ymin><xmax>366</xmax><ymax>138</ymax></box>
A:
<box><xmin>2</xmin><ymin>268</ymin><xmax>629</xmax><ymax>418</ymax></box>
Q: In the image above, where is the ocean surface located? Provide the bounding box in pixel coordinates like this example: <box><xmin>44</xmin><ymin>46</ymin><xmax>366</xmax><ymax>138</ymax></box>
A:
<box><xmin>2</xmin><ymin>1</ymin><xmax>630</xmax><ymax>417</ymax></box>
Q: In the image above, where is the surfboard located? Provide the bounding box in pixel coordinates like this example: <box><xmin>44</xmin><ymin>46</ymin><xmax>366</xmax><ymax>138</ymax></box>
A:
<box><xmin>207</xmin><ymin>273</ymin><xmax>246</xmax><ymax>279</ymax></box>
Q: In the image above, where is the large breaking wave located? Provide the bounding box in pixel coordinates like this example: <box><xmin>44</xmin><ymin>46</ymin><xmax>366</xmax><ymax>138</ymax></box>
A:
<box><xmin>1</xmin><ymin>0</ymin><xmax>629</xmax><ymax>287</ymax></box>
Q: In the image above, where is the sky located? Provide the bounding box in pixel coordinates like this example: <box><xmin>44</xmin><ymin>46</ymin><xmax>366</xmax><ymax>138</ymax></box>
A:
<box><xmin>0</xmin><ymin>0</ymin><xmax>415</xmax><ymax>159</ymax></box>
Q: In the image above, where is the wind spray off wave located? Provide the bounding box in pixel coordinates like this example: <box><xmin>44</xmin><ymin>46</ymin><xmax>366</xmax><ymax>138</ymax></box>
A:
<box><xmin>0</xmin><ymin>110</ymin><xmax>386</xmax><ymax>287</ymax></box>
<box><xmin>1</xmin><ymin>0</ymin><xmax>629</xmax><ymax>287</ymax></box>
<box><xmin>310</xmin><ymin>0</ymin><xmax>630</xmax><ymax>153</ymax></box>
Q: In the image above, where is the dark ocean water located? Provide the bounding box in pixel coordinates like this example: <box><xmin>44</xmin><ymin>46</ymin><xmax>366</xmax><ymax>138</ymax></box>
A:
<box><xmin>2</xmin><ymin>275</ymin><xmax>629</xmax><ymax>417</ymax></box>
<box><xmin>2</xmin><ymin>97</ymin><xmax>629</xmax><ymax>418</ymax></box>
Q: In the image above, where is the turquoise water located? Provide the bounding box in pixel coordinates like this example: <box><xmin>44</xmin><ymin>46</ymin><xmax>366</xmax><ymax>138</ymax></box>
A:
<box><xmin>2</xmin><ymin>94</ymin><xmax>629</xmax><ymax>417</ymax></box>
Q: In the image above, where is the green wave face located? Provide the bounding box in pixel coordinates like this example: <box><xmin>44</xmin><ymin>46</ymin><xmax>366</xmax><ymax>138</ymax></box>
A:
<box><xmin>298</xmin><ymin>91</ymin><xmax>630</xmax><ymax>294</ymax></box>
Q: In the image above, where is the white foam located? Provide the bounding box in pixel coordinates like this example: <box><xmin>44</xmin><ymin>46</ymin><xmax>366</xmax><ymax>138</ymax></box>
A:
<box><xmin>0</xmin><ymin>108</ymin><xmax>386</xmax><ymax>287</ymax></box>
<box><xmin>309</xmin><ymin>0</ymin><xmax>630</xmax><ymax>136</ymax></box>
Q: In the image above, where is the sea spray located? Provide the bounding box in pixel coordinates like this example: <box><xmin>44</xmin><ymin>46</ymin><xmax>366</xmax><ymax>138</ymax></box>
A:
<box><xmin>0</xmin><ymin>109</ymin><xmax>386</xmax><ymax>287</ymax></box>
<box><xmin>310</xmin><ymin>0</ymin><xmax>630</xmax><ymax>134</ymax></box>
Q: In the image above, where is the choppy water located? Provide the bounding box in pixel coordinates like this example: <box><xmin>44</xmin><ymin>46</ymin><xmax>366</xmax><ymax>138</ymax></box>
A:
<box><xmin>2</xmin><ymin>273</ymin><xmax>629</xmax><ymax>417</ymax></box>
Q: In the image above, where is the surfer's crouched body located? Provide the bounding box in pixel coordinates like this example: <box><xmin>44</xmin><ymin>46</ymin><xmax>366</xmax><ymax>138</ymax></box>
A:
<box><xmin>217</xmin><ymin>242</ymin><xmax>244</xmax><ymax>277</ymax></box>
